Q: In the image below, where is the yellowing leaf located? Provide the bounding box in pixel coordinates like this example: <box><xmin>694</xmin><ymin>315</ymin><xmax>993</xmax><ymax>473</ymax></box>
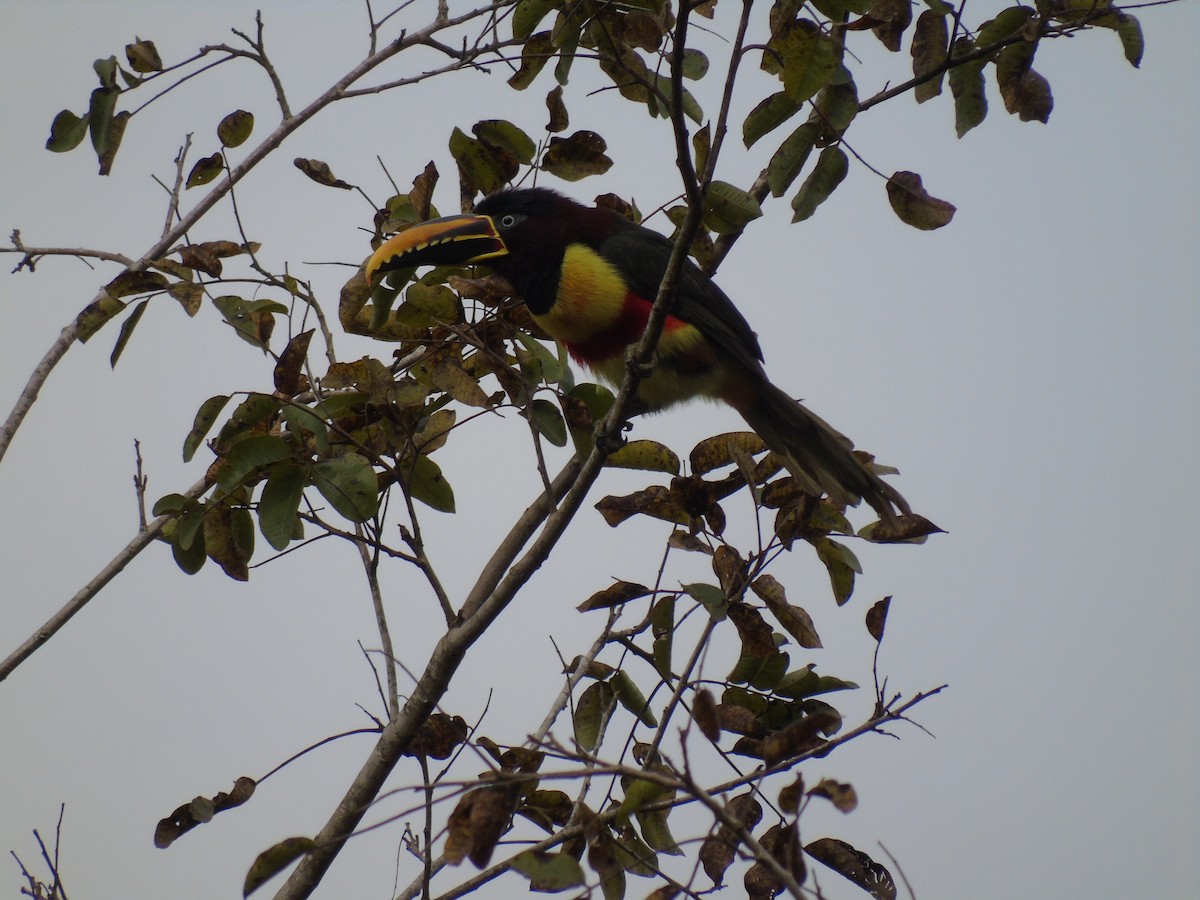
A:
<box><xmin>605</xmin><ymin>439</ymin><xmax>680</xmax><ymax>474</ymax></box>
<box><xmin>217</xmin><ymin>109</ymin><xmax>254</xmax><ymax>148</ymax></box>
<box><xmin>186</xmin><ymin>153</ymin><xmax>223</xmax><ymax>188</ymax></box>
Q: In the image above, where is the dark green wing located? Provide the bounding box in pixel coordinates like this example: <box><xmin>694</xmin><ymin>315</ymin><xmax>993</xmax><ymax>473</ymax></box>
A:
<box><xmin>597</xmin><ymin>221</ymin><xmax>766</xmax><ymax>375</ymax></box>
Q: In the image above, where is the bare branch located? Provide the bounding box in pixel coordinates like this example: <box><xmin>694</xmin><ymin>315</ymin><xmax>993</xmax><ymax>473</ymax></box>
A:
<box><xmin>0</xmin><ymin>477</ymin><xmax>208</xmax><ymax>683</ymax></box>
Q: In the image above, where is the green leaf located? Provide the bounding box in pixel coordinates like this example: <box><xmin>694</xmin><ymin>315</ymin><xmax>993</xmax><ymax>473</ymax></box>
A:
<box><xmin>258</xmin><ymin>462</ymin><xmax>306</xmax><ymax>551</ymax></box>
<box><xmin>553</xmin><ymin>21</ymin><xmax>580</xmax><ymax>85</ymax></box>
<box><xmin>609</xmin><ymin>825</ymin><xmax>659</xmax><ymax>876</ymax></box>
<box><xmin>508</xmin><ymin>31</ymin><xmax>554</xmax><ymax>90</ymax></box>
<box><xmin>636</xmin><ymin>808</ymin><xmax>682</xmax><ymax>855</ymax></box>
<box><xmin>172</xmin><ymin>527</ymin><xmax>207</xmax><ymax>574</ymax></box>
<box><xmin>512</xmin><ymin>0</ymin><xmax>559</xmax><ymax>40</ymax></box>
<box><xmin>87</xmin><ymin>85</ymin><xmax>119</xmax><ymax>156</ymax></box>
<box><xmin>681</xmin><ymin>48</ymin><xmax>709</xmax><ymax>79</ymax></box>
<box><xmin>645</xmin><ymin>72</ymin><xmax>704</xmax><ymax>124</ymax></box>
<box><xmin>281</xmin><ymin>404</ymin><xmax>329</xmax><ymax>455</ymax></box>
<box><xmin>184</xmin><ymin>395</ymin><xmax>231</xmax><ymax>462</ymax></box>
<box><xmin>448</xmin><ymin>127</ymin><xmax>508</xmax><ymax>195</ymax></box>
<box><xmin>516</xmin><ymin>331</ymin><xmax>566</xmax><ymax>385</ymax></box>
<box><xmin>243</xmin><ymin>837</ymin><xmax>316</xmax><ymax>897</ymax></box>
<box><xmin>426</xmin><ymin>358</ymin><xmax>490</xmax><ymax>408</ymax></box>
<box><xmin>773</xmin><ymin>19</ymin><xmax>838</xmax><ymax>102</ymax></box>
<box><xmin>109</xmin><ymin>298</ymin><xmax>148</xmax><ymax>368</ymax></box>
<box><xmin>729</xmin><ymin>648</ymin><xmax>789</xmax><ymax>691</ymax></box>
<box><xmin>125</xmin><ymin>39</ymin><xmax>163</xmax><ymax>73</ymax></box>
<box><xmin>815</xmin><ymin>537</ymin><xmax>858</xmax><ymax>605</ymax></box>
<box><xmin>529</xmin><ymin>398</ymin><xmax>568</xmax><ymax>446</ymax></box>
<box><xmin>186</xmin><ymin>153</ymin><xmax>224</xmax><ymax>188</ymax></box>
<box><xmin>776</xmin><ymin>665</ymin><xmax>858</xmax><ymax>699</ymax></box>
<box><xmin>743</xmin><ymin>91</ymin><xmax>803</xmax><ymax>148</ymax></box>
<box><xmin>683</xmin><ymin>582</ymin><xmax>727</xmax><ymax>620</ymax></box>
<box><xmin>1108</xmin><ymin>12</ymin><xmax>1144</xmax><ymax>67</ymax></box>
<box><xmin>611</xmin><ymin>670</ymin><xmax>658</xmax><ymax>727</ymax></box>
<box><xmin>574</xmin><ymin>681</ymin><xmax>616</xmax><ymax>752</ymax></box>
<box><xmin>213</xmin><ymin>295</ymin><xmax>286</xmax><ymax>349</ymax></box>
<box><xmin>152</xmin><ymin>493</ymin><xmax>190</xmax><ymax>516</ymax></box>
<box><xmin>310</xmin><ymin>454</ymin><xmax>379</xmax><ymax>522</ymax></box>
<box><xmin>767</xmin><ymin>123</ymin><xmax>818</xmax><ymax>198</ymax></box>
<box><xmin>948</xmin><ymin>38</ymin><xmax>988</xmax><ymax>137</ymax></box>
<box><xmin>93</xmin><ymin>55</ymin><xmax>118</xmax><ymax>88</ymax></box>
<box><xmin>472</xmin><ymin>119</ymin><xmax>537</xmax><ymax>164</ymax></box>
<box><xmin>565</xmin><ymin>381</ymin><xmax>615</xmax><ymax>455</ymax></box>
<box><xmin>74</xmin><ymin>295</ymin><xmax>125</xmax><ymax>342</ymax></box>
<box><xmin>790</xmin><ymin>146</ymin><xmax>848</xmax><ymax>222</ymax></box>
<box><xmin>593</xmin><ymin>838</ymin><xmax>627</xmax><ymax>900</ymax></box>
<box><xmin>46</xmin><ymin>109</ymin><xmax>89</xmax><ymax>152</ymax></box>
<box><xmin>651</xmin><ymin>595</ymin><xmax>674</xmax><ymax>680</ymax></box>
<box><xmin>510</xmin><ymin>850</ymin><xmax>586</xmax><ymax>892</ymax></box>
<box><xmin>616</xmin><ymin>777</ymin><xmax>670</xmax><ymax>823</ymax></box>
<box><xmin>218</xmin><ymin>109</ymin><xmax>254</xmax><ymax>148</ymax></box>
<box><xmin>217</xmin><ymin>435</ymin><xmax>292</xmax><ymax>493</ymax></box>
<box><xmin>702</xmin><ymin>180</ymin><xmax>763</xmax><ymax>235</ymax></box>
<box><xmin>176</xmin><ymin>502</ymin><xmax>205</xmax><ymax>552</ymax></box>
<box><xmin>214</xmin><ymin>393</ymin><xmax>282</xmax><ymax>453</ymax></box>
<box><xmin>815</xmin><ymin>80</ymin><xmax>858</xmax><ymax>138</ymax></box>
<box><xmin>404</xmin><ymin>454</ymin><xmax>455</xmax><ymax>513</ymax></box>
<box><xmin>911</xmin><ymin>9</ymin><xmax>950</xmax><ymax>103</ymax></box>
<box><xmin>976</xmin><ymin>5</ymin><xmax>1034</xmax><ymax>47</ymax></box>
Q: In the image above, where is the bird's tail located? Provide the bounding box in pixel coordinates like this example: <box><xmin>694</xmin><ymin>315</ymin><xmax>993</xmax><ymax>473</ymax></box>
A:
<box><xmin>736</xmin><ymin>381</ymin><xmax>911</xmax><ymax>527</ymax></box>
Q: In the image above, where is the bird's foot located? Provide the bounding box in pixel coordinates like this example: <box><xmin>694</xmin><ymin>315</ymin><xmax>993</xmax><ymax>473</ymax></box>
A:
<box><xmin>595</xmin><ymin>419</ymin><xmax>632</xmax><ymax>455</ymax></box>
<box><xmin>625</xmin><ymin>347</ymin><xmax>658</xmax><ymax>380</ymax></box>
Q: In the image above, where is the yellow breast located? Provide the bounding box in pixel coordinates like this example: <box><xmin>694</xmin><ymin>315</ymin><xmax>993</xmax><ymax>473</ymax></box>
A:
<box><xmin>531</xmin><ymin>244</ymin><xmax>628</xmax><ymax>344</ymax></box>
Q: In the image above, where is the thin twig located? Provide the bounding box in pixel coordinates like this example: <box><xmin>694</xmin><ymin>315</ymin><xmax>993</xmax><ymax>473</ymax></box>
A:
<box><xmin>159</xmin><ymin>134</ymin><xmax>193</xmax><ymax>239</ymax></box>
<box><xmin>0</xmin><ymin>477</ymin><xmax>208</xmax><ymax>683</ymax></box>
<box><xmin>356</xmin><ymin>524</ymin><xmax>400</xmax><ymax>719</ymax></box>
<box><xmin>132</xmin><ymin>440</ymin><xmax>148</xmax><ymax>531</ymax></box>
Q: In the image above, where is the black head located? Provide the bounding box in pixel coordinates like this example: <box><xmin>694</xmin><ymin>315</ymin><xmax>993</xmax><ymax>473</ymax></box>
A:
<box><xmin>471</xmin><ymin>188</ymin><xmax>620</xmax><ymax>313</ymax></box>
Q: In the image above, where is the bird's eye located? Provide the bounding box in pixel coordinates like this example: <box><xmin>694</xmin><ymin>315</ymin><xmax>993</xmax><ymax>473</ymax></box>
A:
<box><xmin>498</xmin><ymin>213</ymin><xmax>522</xmax><ymax>229</ymax></box>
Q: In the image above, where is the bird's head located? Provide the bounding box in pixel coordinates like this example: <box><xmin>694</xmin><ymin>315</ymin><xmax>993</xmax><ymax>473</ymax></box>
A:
<box><xmin>366</xmin><ymin>187</ymin><xmax>616</xmax><ymax>312</ymax></box>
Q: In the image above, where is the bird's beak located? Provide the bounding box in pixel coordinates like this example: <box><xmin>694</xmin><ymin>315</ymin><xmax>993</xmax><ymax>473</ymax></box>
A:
<box><xmin>366</xmin><ymin>214</ymin><xmax>508</xmax><ymax>284</ymax></box>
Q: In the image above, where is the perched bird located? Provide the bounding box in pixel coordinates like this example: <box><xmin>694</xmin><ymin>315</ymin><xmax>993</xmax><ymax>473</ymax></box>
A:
<box><xmin>367</xmin><ymin>187</ymin><xmax>911</xmax><ymax>525</ymax></box>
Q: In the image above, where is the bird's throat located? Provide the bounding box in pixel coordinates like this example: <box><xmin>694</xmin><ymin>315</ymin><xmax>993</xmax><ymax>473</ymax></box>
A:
<box><xmin>531</xmin><ymin>243</ymin><xmax>630</xmax><ymax>347</ymax></box>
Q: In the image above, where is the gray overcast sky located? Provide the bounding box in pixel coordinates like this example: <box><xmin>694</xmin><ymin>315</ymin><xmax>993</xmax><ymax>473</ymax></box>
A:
<box><xmin>2</xmin><ymin>2</ymin><xmax>1197</xmax><ymax>898</ymax></box>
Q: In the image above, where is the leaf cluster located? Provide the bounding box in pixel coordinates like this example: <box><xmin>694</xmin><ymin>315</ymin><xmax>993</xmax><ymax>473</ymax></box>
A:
<box><xmin>6</xmin><ymin>2</ymin><xmax>1165</xmax><ymax>898</ymax></box>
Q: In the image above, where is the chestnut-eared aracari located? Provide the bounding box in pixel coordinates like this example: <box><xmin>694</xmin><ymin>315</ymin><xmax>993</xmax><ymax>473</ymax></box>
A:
<box><xmin>367</xmin><ymin>188</ymin><xmax>910</xmax><ymax>524</ymax></box>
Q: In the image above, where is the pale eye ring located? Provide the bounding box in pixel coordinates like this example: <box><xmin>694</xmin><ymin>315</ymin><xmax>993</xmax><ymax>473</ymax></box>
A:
<box><xmin>498</xmin><ymin>214</ymin><xmax>519</xmax><ymax>228</ymax></box>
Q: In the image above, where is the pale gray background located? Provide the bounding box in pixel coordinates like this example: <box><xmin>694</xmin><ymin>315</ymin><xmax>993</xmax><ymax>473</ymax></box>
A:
<box><xmin>2</xmin><ymin>2</ymin><xmax>1197</xmax><ymax>898</ymax></box>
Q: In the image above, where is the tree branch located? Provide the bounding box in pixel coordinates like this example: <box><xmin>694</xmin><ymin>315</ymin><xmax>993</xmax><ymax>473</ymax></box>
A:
<box><xmin>0</xmin><ymin>477</ymin><xmax>208</xmax><ymax>683</ymax></box>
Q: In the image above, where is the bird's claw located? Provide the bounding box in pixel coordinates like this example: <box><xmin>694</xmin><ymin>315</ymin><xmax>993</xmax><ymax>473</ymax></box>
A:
<box><xmin>626</xmin><ymin>347</ymin><xmax>658</xmax><ymax>380</ymax></box>
<box><xmin>595</xmin><ymin>422</ymin><xmax>630</xmax><ymax>455</ymax></box>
